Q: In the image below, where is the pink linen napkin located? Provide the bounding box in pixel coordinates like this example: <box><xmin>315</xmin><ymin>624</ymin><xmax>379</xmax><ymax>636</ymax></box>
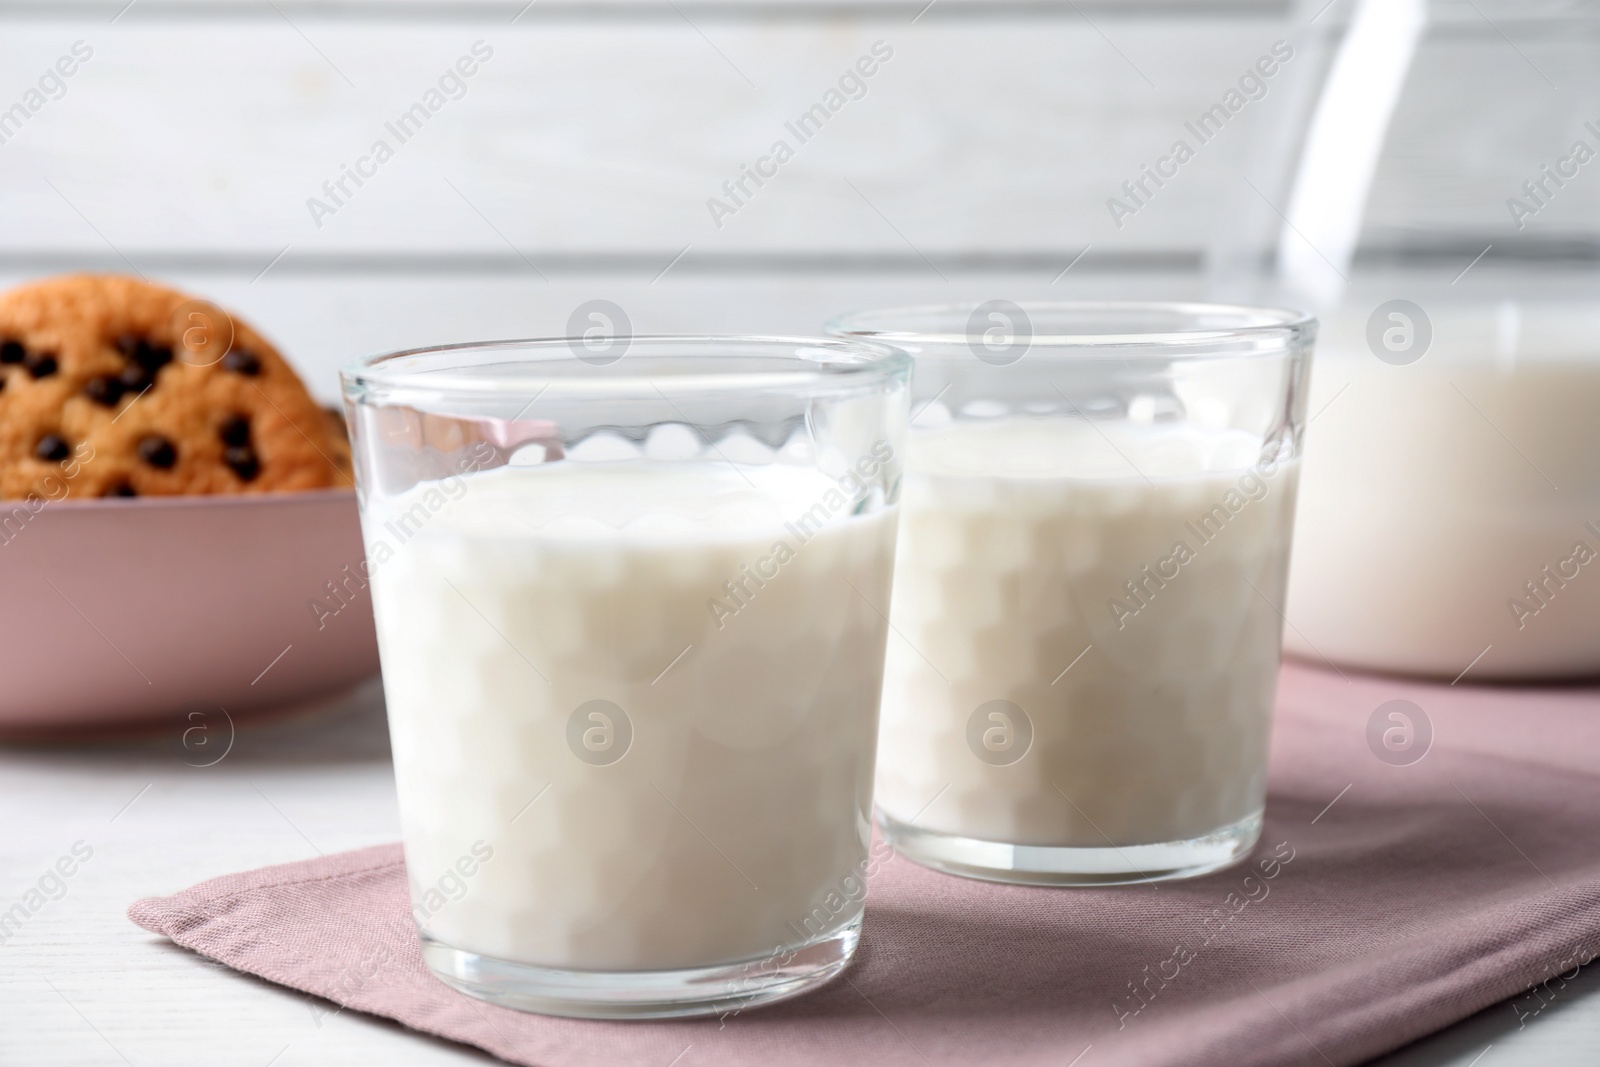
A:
<box><xmin>129</xmin><ymin>663</ymin><xmax>1600</xmax><ymax>1067</ymax></box>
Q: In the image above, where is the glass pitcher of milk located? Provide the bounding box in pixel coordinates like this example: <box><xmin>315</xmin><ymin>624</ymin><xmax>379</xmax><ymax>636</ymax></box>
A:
<box><xmin>1208</xmin><ymin>0</ymin><xmax>1600</xmax><ymax>679</ymax></box>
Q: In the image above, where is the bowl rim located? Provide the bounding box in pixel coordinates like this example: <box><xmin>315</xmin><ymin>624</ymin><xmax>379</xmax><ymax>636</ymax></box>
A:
<box><xmin>0</xmin><ymin>486</ymin><xmax>356</xmax><ymax>512</ymax></box>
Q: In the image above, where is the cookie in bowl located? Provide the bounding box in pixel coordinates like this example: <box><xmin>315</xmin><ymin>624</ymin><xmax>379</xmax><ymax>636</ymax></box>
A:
<box><xmin>0</xmin><ymin>275</ymin><xmax>376</xmax><ymax>735</ymax></box>
<box><xmin>0</xmin><ymin>274</ymin><xmax>350</xmax><ymax>500</ymax></box>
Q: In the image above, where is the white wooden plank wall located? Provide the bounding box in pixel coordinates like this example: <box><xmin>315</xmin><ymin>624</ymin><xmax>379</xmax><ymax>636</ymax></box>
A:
<box><xmin>0</xmin><ymin>0</ymin><xmax>1594</xmax><ymax>397</ymax></box>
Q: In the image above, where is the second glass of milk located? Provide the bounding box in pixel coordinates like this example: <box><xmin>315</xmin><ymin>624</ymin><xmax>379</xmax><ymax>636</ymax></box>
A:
<box><xmin>829</xmin><ymin>302</ymin><xmax>1313</xmax><ymax>885</ymax></box>
<box><xmin>341</xmin><ymin>336</ymin><xmax>909</xmax><ymax>1018</ymax></box>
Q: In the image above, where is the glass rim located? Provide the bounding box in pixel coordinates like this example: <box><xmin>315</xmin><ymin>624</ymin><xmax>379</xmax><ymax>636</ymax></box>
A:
<box><xmin>341</xmin><ymin>334</ymin><xmax>911</xmax><ymax>395</ymax></box>
<box><xmin>825</xmin><ymin>300</ymin><xmax>1316</xmax><ymax>354</ymax></box>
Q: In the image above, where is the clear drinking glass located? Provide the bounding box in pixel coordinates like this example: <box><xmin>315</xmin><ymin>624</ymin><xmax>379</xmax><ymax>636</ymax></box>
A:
<box><xmin>827</xmin><ymin>302</ymin><xmax>1313</xmax><ymax>885</ymax></box>
<box><xmin>340</xmin><ymin>336</ymin><xmax>910</xmax><ymax>1018</ymax></box>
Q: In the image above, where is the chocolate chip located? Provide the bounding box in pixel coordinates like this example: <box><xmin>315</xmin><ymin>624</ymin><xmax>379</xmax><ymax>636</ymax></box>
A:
<box><xmin>137</xmin><ymin>344</ymin><xmax>172</xmax><ymax>372</ymax></box>
<box><xmin>219</xmin><ymin>415</ymin><xmax>252</xmax><ymax>446</ymax></box>
<box><xmin>83</xmin><ymin>375</ymin><xmax>126</xmax><ymax>407</ymax></box>
<box><xmin>25</xmin><ymin>352</ymin><xmax>58</xmax><ymax>379</ymax></box>
<box><xmin>223</xmin><ymin>445</ymin><xmax>260</xmax><ymax>482</ymax></box>
<box><xmin>105</xmin><ymin>482</ymin><xmax>138</xmax><ymax>498</ymax></box>
<box><xmin>35</xmin><ymin>434</ymin><xmax>70</xmax><ymax>462</ymax></box>
<box><xmin>137</xmin><ymin>435</ymin><xmax>177</xmax><ymax>469</ymax></box>
<box><xmin>0</xmin><ymin>340</ymin><xmax>23</xmax><ymax>364</ymax></box>
<box><xmin>221</xmin><ymin>348</ymin><xmax>261</xmax><ymax>376</ymax></box>
<box><xmin>115</xmin><ymin>334</ymin><xmax>172</xmax><ymax>372</ymax></box>
<box><xmin>118</xmin><ymin>364</ymin><xmax>152</xmax><ymax>393</ymax></box>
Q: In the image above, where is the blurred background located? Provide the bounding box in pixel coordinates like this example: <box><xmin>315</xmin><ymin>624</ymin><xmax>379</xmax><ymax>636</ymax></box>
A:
<box><xmin>2</xmin><ymin>0</ymin><xmax>1594</xmax><ymax>402</ymax></box>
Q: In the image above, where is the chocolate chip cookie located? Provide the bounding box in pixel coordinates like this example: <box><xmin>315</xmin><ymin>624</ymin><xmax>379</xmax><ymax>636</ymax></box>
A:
<box><xmin>0</xmin><ymin>275</ymin><xmax>352</xmax><ymax>499</ymax></box>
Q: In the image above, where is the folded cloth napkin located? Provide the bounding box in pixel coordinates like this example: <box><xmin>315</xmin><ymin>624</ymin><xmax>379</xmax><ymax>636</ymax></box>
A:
<box><xmin>130</xmin><ymin>663</ymin><xmax>1600</xmax><ymax>1067</ymax></box>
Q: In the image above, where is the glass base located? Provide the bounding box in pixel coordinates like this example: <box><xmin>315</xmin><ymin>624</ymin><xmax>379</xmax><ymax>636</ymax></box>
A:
<box><xmin>420</xmin><ymin>917</ymin><xmax>861</xmax><ymax>1020</ymax></box>
<box><xmin>877</xmin><ymin>809</ymin><xmax>1263</xmax><ymax>886</ymax></box>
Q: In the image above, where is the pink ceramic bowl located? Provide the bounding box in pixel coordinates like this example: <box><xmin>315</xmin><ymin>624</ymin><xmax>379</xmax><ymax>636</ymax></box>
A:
<box><xmin>0</xmin><ymin>489</ymin><xmax>379</xmax><ymax>736</ymax></box>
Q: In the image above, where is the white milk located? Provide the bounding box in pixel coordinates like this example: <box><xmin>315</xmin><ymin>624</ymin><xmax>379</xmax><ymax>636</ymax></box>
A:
<box><xmin>365</xmin><ymin>461</ymin><xmax>897</xmax><ymax>971</ymax></box>
<box><xmin>1287</xmin><ymin>354</ymin><xmax>1600</xmax><ymax>679</ymax></box>
<box><xmin>876</xmin><ymin>418</ymin><xmax>1298</xmax><ymax>847</ymax></box>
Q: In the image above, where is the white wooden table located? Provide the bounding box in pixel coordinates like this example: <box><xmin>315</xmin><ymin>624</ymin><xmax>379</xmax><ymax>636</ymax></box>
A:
<box><xmin>0</xmin><ymin>681</ymin><xmax>1594</xmax><ymax>1066</ymax></box>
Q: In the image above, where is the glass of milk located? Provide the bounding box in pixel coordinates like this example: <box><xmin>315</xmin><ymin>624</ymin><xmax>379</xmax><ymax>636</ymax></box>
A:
<box><xmin>340</xmin><ymin>336</ymin><xmax>909</xmax><ymax>1018</ymax></box>
<box><xmin>827</xmin><ymin>302</ymin><xmax>1313</xmax><ymax>885</ymax></box>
